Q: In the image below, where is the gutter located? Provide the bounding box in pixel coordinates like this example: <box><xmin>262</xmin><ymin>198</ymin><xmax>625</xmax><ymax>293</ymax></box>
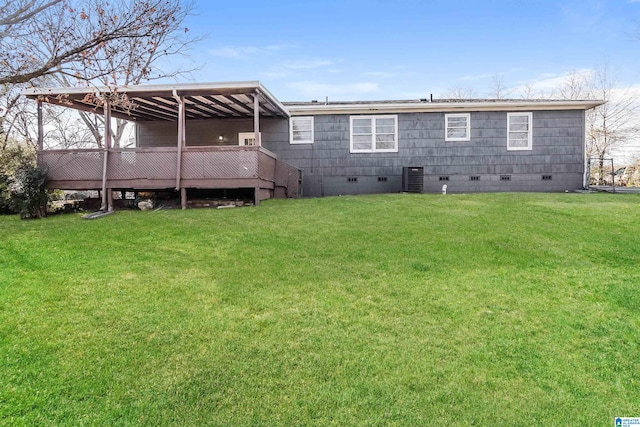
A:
<box><xmin>285</xmin><ymin>100</ymin><xmax>606</xmax><ymax>116</ymax></box>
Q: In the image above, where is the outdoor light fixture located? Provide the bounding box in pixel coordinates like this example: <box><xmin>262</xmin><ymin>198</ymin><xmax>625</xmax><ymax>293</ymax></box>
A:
<box><xmin>218</xmin><ymin>135</ymin><xmax>224</xmax><ymax>141</ymax></box>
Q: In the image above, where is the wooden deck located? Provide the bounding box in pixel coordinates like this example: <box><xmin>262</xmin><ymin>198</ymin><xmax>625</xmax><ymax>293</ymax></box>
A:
<box><xmin>38</xmin><ymin>145</ymin><xmax>301</xmax><ymax>202</ymax></box>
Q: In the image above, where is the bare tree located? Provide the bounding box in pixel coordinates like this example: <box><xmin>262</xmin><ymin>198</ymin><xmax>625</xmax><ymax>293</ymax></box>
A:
<box><xmin>0</xmin><ymin>0</ymin><xmax>188</xmax><ymax>86</ymax></box>
<box><xmin>489</xmin><ymin>73</ymin><xmax>511</xmax><ymax>99</ymax></box>
<box><xmin>441</xmin><ymin>86</ymin><xmax>478</xmax><ymax>99</ymax></box>
<box><xmin>43</xmin><ymin>107</ymin><xmax>96</xmax><ymax>149</ymax></box>
<box><xmin>1</xmin><ymin>0</ymin><xmax>200</xmax><ymax>148</ymax></box>
<box><xmin>584</xmin><ymin>66</ymin><xmax>639</xmax><ymax>184</ymax></box>
<box><xmin>554</xmin><ymin>69</ymin><xmax>591</xmax><ymax>100</ymax></box>
<box><xmin>51</xmin><ymin>0</ymin><xmax>199</xmax><ymax>147</ymax></box>
<box><xmin>0</xmin><ymin>0</ymin><xmax>61</xmax><ymax>36</ymax></box>
<box><xmin>517</xmin><ymin>83</ymin><xmax>538</xmax><ymax>99</ymax></box>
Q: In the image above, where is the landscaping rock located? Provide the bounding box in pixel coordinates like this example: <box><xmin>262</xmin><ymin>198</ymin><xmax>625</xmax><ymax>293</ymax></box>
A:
<box><xmin>138</xmin><ymin>200</ymin><xmax>153</xmax><ymax>211</ymax></box>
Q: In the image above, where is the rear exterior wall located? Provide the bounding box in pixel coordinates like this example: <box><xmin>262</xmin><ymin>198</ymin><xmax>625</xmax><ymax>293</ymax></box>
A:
<box><xmin>136</xmin><ymin>118</ymin><xmax>288</xmax><ymax>147</ymax></box>
<box><xmin>262</xmin><ymin>110</ymin><xmax>586</xmax><ymax>197</ymax></box>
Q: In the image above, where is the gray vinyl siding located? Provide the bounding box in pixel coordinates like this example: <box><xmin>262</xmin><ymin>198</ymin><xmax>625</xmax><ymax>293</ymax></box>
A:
<box><xmin>134</xmin><ymin>110</ymin><xmax>586</xmax><ymax>197</ymax></box>
<box><xmin>263</xmin><ymin>110</ymin><xmax>586</xmax><ymax>197</ymax></box>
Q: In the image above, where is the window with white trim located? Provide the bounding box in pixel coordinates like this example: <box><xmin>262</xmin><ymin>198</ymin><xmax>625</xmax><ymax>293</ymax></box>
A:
<box><xmin>507</xmin><ymin>112</ymin><xmax>533</xmax><ymax>151</ymax></box>
<box><xmin>350</xmin><ymin>115</ymin><xmax>398</xmax><ymax>153</ymax></box>
<box><xmin>290</xmin><ymin>116</ymin><xmax>314</xmax><ymax>144</ymax></box>
<box><xmin>445</xmin><ymin>113</ymin><xmax>470</xmax><ymax>141</ymax></box>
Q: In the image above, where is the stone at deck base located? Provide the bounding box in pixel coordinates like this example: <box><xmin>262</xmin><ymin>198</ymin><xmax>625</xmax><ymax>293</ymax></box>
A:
<box><xmin>138</xmin><ymin>200</ymin><xmax>153</xmax><ymax>211</ymax></box>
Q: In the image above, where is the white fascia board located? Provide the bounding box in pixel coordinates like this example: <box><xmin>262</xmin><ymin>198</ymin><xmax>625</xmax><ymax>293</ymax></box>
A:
<box><xmin>23</xmin><ymin>81</ymin><xmax>263</xmax><ymax>97</ymax></box>
<box><xmin>256</xmin><ymin>82</ymin><xmax>290</xmax><ymax>118</ymax></box>
<box><xmin>287</xmin><ymin>100</ymin><xmax>605</xmax><ymax>115</ymax></box>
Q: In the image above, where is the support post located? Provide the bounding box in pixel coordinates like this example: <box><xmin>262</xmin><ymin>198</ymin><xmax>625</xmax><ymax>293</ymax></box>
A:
<box><xmin>181</xmin><ymin>187</ymin><xmax>187</xmax><ymax>210</ymax></box>
<box><xmin>101</xmin><ymin>99</ymin><xmax>112</xmax><ymax>211</ymax></box>
<box><xmin>253</xmin><ymin>92</ymin><xmax>261</xmax><ymax>146</ymax></box>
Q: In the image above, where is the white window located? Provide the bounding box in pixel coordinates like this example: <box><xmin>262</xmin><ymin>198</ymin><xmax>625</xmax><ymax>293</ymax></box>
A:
<box><xmin>290</xmin><ymin>116</ymin><xmax>314</xmax><ymax>144</ymax></box>
<box><xmin>238</xmin><ymin>132</ymin><xmax>261</xmax><ymax>146</ymax></box>
<box><xmin>350</xmin><ymin>115</ymin><xmax>398</xmax><ymax>153</ymax></box>
<box><xmin>445</xmin><ymin>113</ymin><xmax>470</xmax><ymax>141</ymax></box>
<box><xmin>507</xmin><ymin>112</ymin><xmax>533</xmax><ymax>151</ymax></box>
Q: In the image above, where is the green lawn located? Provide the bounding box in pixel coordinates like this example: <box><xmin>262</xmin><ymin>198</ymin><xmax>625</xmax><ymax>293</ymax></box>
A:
<box><xmin>1</xmin><ymin>193</ymin><xmax>639</xmax><ymax>425</ymax></box>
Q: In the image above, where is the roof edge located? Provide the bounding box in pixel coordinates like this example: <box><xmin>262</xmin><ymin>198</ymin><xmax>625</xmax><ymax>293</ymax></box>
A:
<box><xmin>286</xmin><ymin>100</ymin><xmax>605</xmax><ymax>115</ymax></box>
<box><xmin>22</xmin><ymin>80</ymin><xmax>290</xmax><ymax>119</ymax></box>
<box><xmin>22</xmin><ymin>80</ymin><xmax>264</xmax><ymax>97</ymax></box>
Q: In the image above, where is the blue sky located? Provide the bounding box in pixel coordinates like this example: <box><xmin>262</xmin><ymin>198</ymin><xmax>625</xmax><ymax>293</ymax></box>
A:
<box><xmin>175</xmin><ymin>0</ymin><xmax>639</xmax><ymax>102</ymax></box>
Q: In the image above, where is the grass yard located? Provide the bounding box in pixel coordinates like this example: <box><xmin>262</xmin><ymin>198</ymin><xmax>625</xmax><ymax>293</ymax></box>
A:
<box><xmin>1</xmin><ymin>192</ymin><xmax>639</xmax><ymax>425</ymax></box>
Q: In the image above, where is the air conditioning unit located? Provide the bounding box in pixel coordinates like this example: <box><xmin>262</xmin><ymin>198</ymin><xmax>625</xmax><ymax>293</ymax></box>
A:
<box><xmin>402</xmin><ymin>166</ymin><xmax>424</xmax><ymax>193</ymax></box>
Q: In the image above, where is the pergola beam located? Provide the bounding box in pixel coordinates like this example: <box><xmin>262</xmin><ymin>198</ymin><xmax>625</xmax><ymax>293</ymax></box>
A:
<box><xmin>186</xmin><ymin>96</ymin><xmax>235</xmax><ymax>117</ymax></box>
<box><xmin>204</xmin><ymin>95</ymin><xmax>252</xmax><ymax>117</ymax></box>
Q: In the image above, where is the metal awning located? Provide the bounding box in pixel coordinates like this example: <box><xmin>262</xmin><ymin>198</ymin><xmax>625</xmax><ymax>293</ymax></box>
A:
<box><xmin>23</xmin><ymin>81</ymin><xmax>290</xmax><ymax>121</ymax></box>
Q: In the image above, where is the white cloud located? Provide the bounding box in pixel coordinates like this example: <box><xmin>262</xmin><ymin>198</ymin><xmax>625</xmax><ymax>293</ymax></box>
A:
<box><xmin>362</xmin><ymin>66</ymin><xmax>415</xmax><ymax>79</ymax></box>
<box><xmin>262</xmin><ymin>60</ymin><xmax>334</xmax><ymax>78</ymax></box>
<box><xmin>208</xmin><ymin>44</ymin><xmax>291</xmax><ymax>59</ymax></box>
<box><xmin>510</xmin><ymin>69</ymin><xmax>596</xmax><ymax>97</ymax></box>
<box><xmin>288</xmin><ymin>81</ymin><xmax>379</xmax><ymax>99</ymax></box>
<box><xmin>460</xmin><ymin>73</ymin><xmax>495</xmax><ymax>81</ymax></box>
<box><xmin>363</xmin><ymin>71</ymin><xmax>397</xmax><ymax>78</ymax></box>
<box><xmin>283</xmin><ymin>60</ymin><xmax>333</xmax><ymax>70</ymax></box>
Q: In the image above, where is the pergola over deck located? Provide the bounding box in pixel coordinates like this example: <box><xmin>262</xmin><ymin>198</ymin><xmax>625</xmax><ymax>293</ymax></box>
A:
<box><xmin>24</xmin><ymin>81</ymin><xmax>300</xmax><ymax>210</ymax></box>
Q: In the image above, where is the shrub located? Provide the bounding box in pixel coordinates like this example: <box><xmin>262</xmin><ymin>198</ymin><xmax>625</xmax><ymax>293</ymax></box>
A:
<box><xmin>2</xmin><ymin>145</ymin><xmax>34</xmax><ymax>214</ymax></box>
<box><xmin>0</xmin><ymin>173</ymin><xmax>13</xmax><ymax>214</ymax></box>
<box><xmin>10</xmin><ymin>165</ymin><xmax>49</xmax><ymax>219</ymax></box>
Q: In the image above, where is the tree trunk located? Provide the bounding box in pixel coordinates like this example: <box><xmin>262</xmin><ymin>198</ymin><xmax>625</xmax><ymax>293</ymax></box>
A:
<box><xmin>598</xmin><ymin>156</ymin><xmax>605</xmax><ymax>186</ymax></box>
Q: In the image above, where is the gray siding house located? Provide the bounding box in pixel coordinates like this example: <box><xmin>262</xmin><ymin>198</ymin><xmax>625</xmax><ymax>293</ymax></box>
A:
<box><xmin>266</xmin><ymin>100</ymin><xmax>601</xmax><ymax>196</ymax></box>
<box><xmin>25</xmin><ymin>81</ymin><xmax>602</xmax><ymax>208</ymax></box>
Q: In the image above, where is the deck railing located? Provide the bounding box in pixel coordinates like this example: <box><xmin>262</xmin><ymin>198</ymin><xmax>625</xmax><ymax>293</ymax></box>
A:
<box><xmin>38</xmin><ymin>145</ymin><xmax>300</xmax><ymax>197</ymax></box>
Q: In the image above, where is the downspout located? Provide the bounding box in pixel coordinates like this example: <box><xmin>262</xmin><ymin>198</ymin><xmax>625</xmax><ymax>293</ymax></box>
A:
<box><xmin>253</xmin><ymin>90</ymin><xmax>261</xmax><ymax>205</ymax></box>
<box><xmin>582</xmin><ymin>110</ymin><xmax>588</xmax><ymax>190</ymax></box>
<box><xmin>36</xmin><ymin>100</ymin><xmax>43</xmax><ymax>166</ymax></box>
<box><xmin>173</xmin><ymin>89</ymin><xmax>185</xmax><ymax>191</ymax></box>
<box><xmin>253</xmin><ymin>90</ymin><xmax>261</xmax><ymax>146</ymax></box>
<box><xmin>101</xmin><ymin>98</ymin><xmax>111</xmax><ymax>211</ymax></box>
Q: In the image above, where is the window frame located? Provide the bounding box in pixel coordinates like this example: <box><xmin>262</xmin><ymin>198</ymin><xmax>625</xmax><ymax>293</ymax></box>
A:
<box><xmin>445</xmin><ymin>113</ymin><xmax>471</xmax><ymax>142</ymax></box>
<box><xmin>507</xmin><ymin>112</ymin><xmax>533</xmax><ymax>151</ymax></box>
<box><xmin>290</xmin><ymin>116</ymin><xmax>314</xmax><ymax>145</ymax></box>
<box><xmin>349</xmin><ymin>115</ymin><xmax>398</xmax><ymax>153</ymax></box>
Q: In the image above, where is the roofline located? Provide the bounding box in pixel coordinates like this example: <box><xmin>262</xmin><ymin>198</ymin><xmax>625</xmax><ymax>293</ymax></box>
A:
<box><xmin>285</xmin><ymin>100</ymin><xmax>605</xmax><ymax>115</ymax></box>
<box><xmin>22</xmin><ymin>80</ymin><xmax>290</xmax><ymax>118</ymax></box>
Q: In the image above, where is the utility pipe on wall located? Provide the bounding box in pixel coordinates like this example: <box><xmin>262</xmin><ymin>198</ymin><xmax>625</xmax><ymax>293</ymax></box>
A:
<box><xmin>253</xmin><ymin>91</ymin><xmax>261</xmax><ymax>146</ymax></box>
<box><xmin>173</xmin><ymin>89</ymin><xmax>185</xmax><ymax>191</ymax></box>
